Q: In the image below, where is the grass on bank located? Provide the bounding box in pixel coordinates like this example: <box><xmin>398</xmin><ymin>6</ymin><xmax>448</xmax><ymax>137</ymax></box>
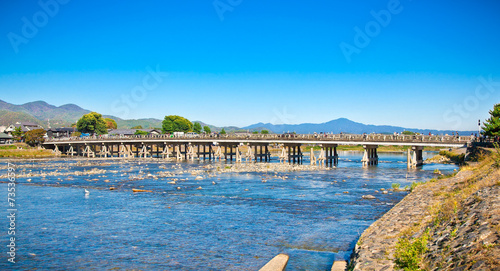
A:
<box><xmin>0</xmin><ymin>143</ymin><xmax>54</xmax><ymax>158</ymax></box>
<box><xmin>392</xmin><ymin>146</ymin><xmax>500</xmax><ymax>270</ymax></box>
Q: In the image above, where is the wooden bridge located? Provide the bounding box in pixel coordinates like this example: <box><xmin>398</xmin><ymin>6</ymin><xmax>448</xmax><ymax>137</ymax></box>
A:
<box><xmin>43</xmin><ymin>134</ymin><xmax>470</xmax><ymax>168</ymax></box>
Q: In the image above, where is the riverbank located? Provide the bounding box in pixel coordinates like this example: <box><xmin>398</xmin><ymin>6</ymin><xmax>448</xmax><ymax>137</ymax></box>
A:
<box><xmin>0</xmin><ymin>144</ymin><xmax>54</xmax><ymax>158</ymax></box>
<box><xmin>349</xmin><ymin>147</ymin><xmax>500</xmax><ymax>270</ymax></box>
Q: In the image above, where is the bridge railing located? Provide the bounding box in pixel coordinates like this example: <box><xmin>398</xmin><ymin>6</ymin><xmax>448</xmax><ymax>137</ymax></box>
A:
<box><xmin>44</xmin><ymin>133</ymin><xmax>472</xmax><ymax>145</ymax></box>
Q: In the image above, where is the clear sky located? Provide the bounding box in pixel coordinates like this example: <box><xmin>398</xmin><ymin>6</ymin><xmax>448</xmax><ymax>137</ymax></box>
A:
<box><xmin>1</xmin><ymin>0</ymin><xmax>499</xmax><ymax>131</ymax></box>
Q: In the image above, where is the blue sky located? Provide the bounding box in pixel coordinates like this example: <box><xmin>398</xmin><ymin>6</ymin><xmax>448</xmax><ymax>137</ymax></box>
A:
<box><xmin>1</xmin><ymin>0</ymin><xmax>499</xmax><ymax>130</ymax></box>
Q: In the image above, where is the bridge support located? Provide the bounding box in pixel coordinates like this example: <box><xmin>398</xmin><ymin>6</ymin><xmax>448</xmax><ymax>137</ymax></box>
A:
<box><xmin>186</xmin><ymin>144</ymin><xmax>197</xmax><ymax>161</ymax></box>
<box><xmin>52</xmin><ymin>145</ymin><xmax>62</xmax><ymax>156</ymax></box>
<box><xmin>310</xmin><ymin>148</ymin><xmax>317</xmax><ymax>165</ymax></box>
<box><xmin>214</xmin><ymin>145</ymin><xmax>224</xmax><ymax>161</ymax></box>
<box><xmin>175</xmin><ymin>145</ymin><xmax>183</xmax><ymax>160</ymax></box>
<box><xmin>246</xmin><ymin>144</ymin><xmax>254</xmax><ymax>162</ymax></box>
<box><xmin>66</xmin><ymin>145</ymin><xmax>76</xmax><ymax>156</ymax></box>
<box><xmin>98</xmin><ymin>144</ymin><xmax>111</xmax><ymax>158</ymax></box>
<box><xmin>318</xmin><ymin>148</ymin><xmax>326</xmax><ymax>166</ymax></box>
<box><xmin>278</xmin><ymin>146</ymin><xmax>287</xmax><ymax>163</ymax></box>
<box><xmin>197</xmin><ymin>144</ymin><xmax>213</xmax><ymax>160</ymax></box>
<box><xmin>250</xmin><ymin>143</ymin><xmax>271</xmax><ymax>162</ymax></box>
<box><xmin>139</xmin><ymin>144</ymin><xmax>151</xmax><ymax>158</ymax></box>
<box><xmin>407</xmin><ymin>146</ymin><xmax>424</xmax><ymax>168</ymax></box>
<box><xmin>221</xmin><ymin>144</ymin><xmax>237</xmax><ymax>161</ymax></box>
<box><xmin>323</xmin><ymin>144</ymin><xmax>339</xmax><ymax>166</ymax></box>
<box><xmin>83</xmin><ymin>144</ymin><xmax>95</xmax><ymax>158</ymax></box>
<box><xmin>362</xmin><ymin>145</ymin><xmax>378</xmax><ymax>167</ymax></box>
<box><xmin>284</xmin><ymin>144</ymin><xmax>302</xmax><ymax>164</ymax></box>
<box><xmin>162</xmin><ymin>144</ymin><xmax>172</xmax><ymax>159</ymax></box>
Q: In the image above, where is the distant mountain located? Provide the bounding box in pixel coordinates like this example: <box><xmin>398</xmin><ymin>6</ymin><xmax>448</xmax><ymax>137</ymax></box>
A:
<box><xmin>0</xmin><ymin>99</ymin><xmax>89</xmax><ymax>127</ymax></box>
<box><xmin>0</xmin><ymin>109</ymin><xmax>44</xmax><ymax>127</ymax></box>
<box><xmin>243</xmin><ymin>118</ymin><xmax>476</xmax><ymax>135</ymax></box>
<box><xmin>0</xmin><ymin>99</ymin><xmax>165</xmax><ymax>129</ymax></box>
<box><xmin>112</xmin><ymin>118</ymin><xmax>163</xmax><ymax>129</ymax></box>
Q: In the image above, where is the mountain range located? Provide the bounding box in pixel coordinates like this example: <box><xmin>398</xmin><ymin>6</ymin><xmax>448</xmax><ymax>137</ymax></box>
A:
<box><xmin>0</xmin><ymin>99</ymin><xmax>475</xmax><ymax>135</ymax></box>
<box><xmin>0</xmin><ymin>99</ymin><xmax>162</xmax><ymax>129</ymax></box>
<box><xmin>242</xmin><ymin>119</ymin><xmax>475</xmax><ymax>135</ymax></box>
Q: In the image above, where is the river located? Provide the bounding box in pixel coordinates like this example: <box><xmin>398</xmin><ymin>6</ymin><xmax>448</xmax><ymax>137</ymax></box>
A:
<box><xmin>0</xmin><ymin>151</ymin><xmax>457</xmax><ymax>270</ymax></box>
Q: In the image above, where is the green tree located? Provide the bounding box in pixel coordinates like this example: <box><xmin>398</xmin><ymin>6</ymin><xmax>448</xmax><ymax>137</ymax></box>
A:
<box><xmin>25</xmin><ymin>128</ymin><xmax>46</xmax><ymax>146</ymax></box>
<box><xmin>131</xmin><ymin>125</ymin><xmax>143</xmax><ymax>129</ymax></box>
<box><xmin>482</xmin><ymin>103</ymin><xmax>500</xmax><ymax>137</ymax></box>
<box><xmin>220</xmin><ymin>128</ymin><xmax>226</xmax><ymax>135</ymax></box>
<box><xmin>12</xmin><ymin>126</ymin><xmax>24</xmax><ymax>142</ymax></box>
<box><xmin>261</xmin><ymin>130</ymin><xmax>269</xmax><ymax>134</ymax></box>
<box><xmin>104</xmin><ymin>118</ymin><xmax>117</xmax><ymax>129</ymax></box>
<box><xmin>193</xmin><ymin>122</ymin><xmax>202</xmax><ymax>133</ymax></box>
<box><xmin>134</xmin><ymin>130</ymin><xmax>149</xmax><ymax>136</ymax></box>
<box><xmin>162</xmin><ymin>115</ymin><xmax>193</xmax><ymax>134</ymax></box>
<box><xmin>252</xmin><ymin>131</ymin><xmax>259</xmax><ymax>134</ymax></box>
<box><xmin>203</xmin><ymin>126</ymin><xmax>211</xmax><ymax>134</ymax></box>
<box><xmin>76</xmin><ymin>112</ymin><xmax>108</xmax><ymax>135</ymax></box>
<box><xmin>402</xmin><ymin>131</ymin><xmax>415</xmax><ymax>135</ymax></box>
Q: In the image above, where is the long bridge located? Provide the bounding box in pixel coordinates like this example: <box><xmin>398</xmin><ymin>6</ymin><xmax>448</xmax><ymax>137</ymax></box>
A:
<box><xmin>43</xmin><ymin>134</ymin><xmax>471</xmax><ymax>168</ymax></box>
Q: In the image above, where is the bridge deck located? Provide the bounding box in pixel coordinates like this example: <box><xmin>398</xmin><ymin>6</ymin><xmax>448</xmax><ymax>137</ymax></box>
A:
<box><xmin>43</xmin><ymin>134</ymin><xmax>470</xmax><ymax>148</ymax></box>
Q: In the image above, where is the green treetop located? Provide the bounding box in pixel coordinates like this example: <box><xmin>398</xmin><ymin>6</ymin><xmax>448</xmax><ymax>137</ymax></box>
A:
<box><xmin>77</xmin><ymin>112</ymin><xmax>108</xmax><ymax>135</ymax></box>
<box><xmin>193</xmin><ymin>122</ymin><xmax>202</xmax><ymax>133</ymax></box>
<box><xmin>162</xmin><ymin>115</ymin><xmax>193</xmax><ymax>133</ymax></box>
<box><xmin>12</xmin><ymin>126</ymin><xmax>24</xmax><ymax>141</ymax></box>
<box><xmin>203</xmin><ymin>125</ymin><xmax>211</xmax><ymax>134</ymax></box>
<box><xmin>482</xmin><ymin>103</ymin><xmax>500</xmax><ymax>137</ymax></box>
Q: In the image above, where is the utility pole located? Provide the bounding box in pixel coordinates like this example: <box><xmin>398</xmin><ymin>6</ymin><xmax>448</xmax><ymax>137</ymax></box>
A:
<box><xmin>478</xmin><ymin>119</ymin><xmax>481</xmax><ymax>136</ymax></box>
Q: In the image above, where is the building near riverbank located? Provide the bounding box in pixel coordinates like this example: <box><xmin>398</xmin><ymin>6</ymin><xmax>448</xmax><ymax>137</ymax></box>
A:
<box><xmin>46</xmin><ymin>127</ymin><xmax>77</xmax><ymax>138</ymax></box>
<box><xmin>0</xmin><ymin>132</ymin><xmax>12</xmax><ymax>144</ymax></box>
<box><xmin>4</xmin><ymin>122</ymin><xmax>44</xmax><ymax>135</ymax></box>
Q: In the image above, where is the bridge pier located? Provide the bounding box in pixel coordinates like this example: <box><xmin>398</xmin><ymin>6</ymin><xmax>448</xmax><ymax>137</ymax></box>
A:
<box><xmin>250</xmin><ymin>143</ymin><xmax>271</xmax><ymax>162</ymax></box>
<box><xmin>139</xmin><ymin>144</ymin><xmax>150</xmax><ymax>158</ymax></box>
<box><xmin>362</xmin><ymin>145</ymin><xmax>378</xmax><ymax>167</ymax></box>
<box><xmin>284</xmin><ymin>144</ymin><xmax>302</xmax><ymax>164</ymax></box>
<box><xmin>407</xmin><ymin>146</ymin><xmax>424</xmax><ymax>168</ymax></box>
<box><xmin>66</xmin><ymin>145</ymin><xmax>76</xmax><ymax>156</ymax></box>
<box><xmin>196</xmin><ymin>144</ymin><xmax>213</xmax><ymax>160</ymax></box>
<box><xmin>219</xmin><ymin>143</ymin><xmax>237</xmax><ymax>161</ymax></box>
<box><xmin>98</xmin><ymin>143</ymin><xmax>111</xmax><ymax>158</ymax></box>
<box><xmin>323</xmin><ymin>144</ymin><xmax>339</xmax><ymax>166</ymax></box>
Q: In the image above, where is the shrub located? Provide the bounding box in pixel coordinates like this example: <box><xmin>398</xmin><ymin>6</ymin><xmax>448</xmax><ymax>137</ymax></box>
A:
<box><xmin>394</xmin><ymin>231</ymin><xmax>429</xmax><ymax>270</ymax></box>
<box><xmin>410</xmin><ymin>182</ymin><xmax>424</xmax><ymax>192</ymax></box>
<box><xmin>392</xmin><ymin>183</ymin><xmax>401</xmax><ymax>190</ymax></box>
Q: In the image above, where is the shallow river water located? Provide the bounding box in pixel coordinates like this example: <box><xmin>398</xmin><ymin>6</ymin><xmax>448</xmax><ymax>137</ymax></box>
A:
<box><xmin>0</xmin><ymin>151</ymin><xmax>457</xmax><ymax>270</ymax></box>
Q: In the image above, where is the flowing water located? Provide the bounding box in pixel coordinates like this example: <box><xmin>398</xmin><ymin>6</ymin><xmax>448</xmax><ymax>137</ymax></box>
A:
<box><xmin>0</xmin><ymin>151</ymin><xmax>458</xmax><ymax>270</ymax></box>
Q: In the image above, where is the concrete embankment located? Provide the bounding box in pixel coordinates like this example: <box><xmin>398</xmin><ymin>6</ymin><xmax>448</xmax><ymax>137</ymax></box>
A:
<box><xmin>349</xmin><ymin>149</ymin><xmax>500</xmax><ymax>270</ymax></box>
